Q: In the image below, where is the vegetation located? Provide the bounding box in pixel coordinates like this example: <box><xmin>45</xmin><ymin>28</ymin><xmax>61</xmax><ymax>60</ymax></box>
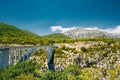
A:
<box><xmin>43</xmin><ymin>33</ymin><xmax>70</xmax><ymax>40</ymax></box>
<box><xmin>54</xmin><ymin>40</ymin><xmax>120</xmax><ymax>79</ymax></box>
<box><xmin>2</xmin><ymin>60</ymin><xmax>119</xmax><ymax>80</ymax></box>
<box><xmin>0</xmin><ymin>22</ymin><xmax>120</xmax><ymax>80</ymax></box>
<box><xmin>0</xmin><ymin>40</ymin><xmax>120</xmax><ymax>80</ymax></box>
<box><xmin>0</xmin><ymin>22</ymin><xmax>120</xmax><ymax>45</ymax></box>
<box><xmin>0</xmin><ymin>22</ymin><xmax>73</xmax><ymax>45</ymax></box>
<box><xmin>0</xmin><ymin>60</ymin><xmax>81</xmax><ymax>80</ymax></box>
<box><xmin>0</xmin><ymin>60</ymin><xmax>41</xmax><ymax>80</ymax></box>
<box><xmin>0</xmin><ymin>22</ymin><xmax>38</xmax><ymax>37</ymax></box>
<box><xmin>0</xmin><ymin>22</ymin><xmax>41</xmax><ymax>45</ymax></box>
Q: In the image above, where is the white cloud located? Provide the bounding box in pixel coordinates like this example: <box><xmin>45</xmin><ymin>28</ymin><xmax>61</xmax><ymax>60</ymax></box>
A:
<box><xmin>84</xmin><ymin>27</ymin><xmax>98</xmax><ymax>30</ymax></box>
<box><xmin>98</xmin><ymin>26</ymin><xmax>120</xmax><ymax>34</ymax></box>
<box><xmin>51</xmin><ymin>26</ymin><xmax>76</xmax><ymax>33</ymax></box>
<box><xmin>51</xmin><ymin>26</ymin><xmax>62</xmax><ymax>31</ymax></box>
<box><xmin>109</xmin><ymin>26</ymin><xmax>120</xmax><ymax>34</ymax></box>
<box><xmin>51</xmin><ymin>25</ymin><xmax>120</xmax><ymax>34</ymax></box>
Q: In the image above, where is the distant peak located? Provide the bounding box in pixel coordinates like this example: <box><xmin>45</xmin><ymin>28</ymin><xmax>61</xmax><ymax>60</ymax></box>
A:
<box><xmin>63</xmin><ymin>27</ymin><xmax>120</xmax><ymax>38</ymax></box>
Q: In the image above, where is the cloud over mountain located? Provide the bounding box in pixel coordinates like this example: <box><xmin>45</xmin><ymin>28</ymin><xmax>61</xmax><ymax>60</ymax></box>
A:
<box><xmin>51</xmin><ymin>25</ymin><xmax>120</xmax><ymax>34</ymax></box>
<box><xmin>109</xmin><ymin>26</ymin><xmax>120</xmax><ymax>34</ymax></box>
<box><xmin>51</xmin><ymin>26</ymin><xmax>76</xmax><ymax>33</ymax></box>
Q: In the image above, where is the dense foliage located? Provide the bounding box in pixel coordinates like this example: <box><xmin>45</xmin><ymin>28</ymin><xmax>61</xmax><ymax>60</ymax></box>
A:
<box><xmin>0</xmin><ymin>22</ymin><xmax>38</xmax><ymax>37</ymax></box>
<box><xmin>0</xmin><ymin>60</ymin><xmax>82</xmax><ymax>80</ymax></box>
<box><xmin>43</xmin><ymin>33</ymin><xmax>70</xmax><ymax>40</ymax></box>
<box><xmin>0</xmin><ymin>60</ymin><xmax>41</xmax><ymax>80</ymax></box>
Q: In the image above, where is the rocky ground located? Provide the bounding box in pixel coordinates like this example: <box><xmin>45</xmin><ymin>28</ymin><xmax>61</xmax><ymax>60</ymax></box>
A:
<box><xmin>30</xmin><ymin>41</ymin><xmax>120</xmax><ymax>80</ymax></box>
<box><xmin>55</xmin><ymin>41</ymin><xmax>120</xmax><ymax>79</ymax></box>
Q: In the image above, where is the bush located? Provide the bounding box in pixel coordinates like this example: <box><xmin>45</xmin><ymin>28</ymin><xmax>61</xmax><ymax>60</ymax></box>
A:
<box><xmin>81</xmin><ymin>47</ymin><xmax>87</xmax><ymax>52</ymax></box>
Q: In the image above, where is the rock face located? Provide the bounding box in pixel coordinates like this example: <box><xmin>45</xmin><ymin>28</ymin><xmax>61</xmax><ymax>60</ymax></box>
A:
<box><xmin>64</xmin><ymin>28</ymin><xmax>120</xmax><ymax>38</ymax></box>
<box><xmin>54</xmin><ymin>41</ymin><xmax>120</xmax><ymax>79</ymax></box>
<box><xmin>30</xmin><ymin>47</ymin><xmax>56</xmax><ymax>72</ymax></box>
<box><xmin>29</xmin><ymin>40</ymin><xmax>120</xmax><ymax>79</ymax></box>
<box><xmin>47</xmin><ymin>47</ymin><xmax>56</xmax><ymax>71</ymax></box>
<box><xmin>54</xmin><ymin>50</ymin><xmax>80</xmax><ymax>71</ymax></box>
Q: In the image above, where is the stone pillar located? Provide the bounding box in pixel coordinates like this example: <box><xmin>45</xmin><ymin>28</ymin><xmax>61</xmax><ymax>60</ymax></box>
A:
<box><xmin>14</xmin><ymin>50</ymin><xmax>17</xmax><ymax>64</ymax></box>
<box><xmin>8</xmin><ymin>49</ymin><xmax>11</xmax><ymax>66</ymax></box>
<box><xmin>18</xmin><ymin>48</ymin><xmax>20</xmax><ymax>61</ymax></box>
<box><xmin>11</xmin><ymin>50</ymin><xmax>14</xmax><ymax>65</ymax></box>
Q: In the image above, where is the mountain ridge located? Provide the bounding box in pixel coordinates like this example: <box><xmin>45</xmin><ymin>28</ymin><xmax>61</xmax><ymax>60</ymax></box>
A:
<box><xmin>43</xmin><ymin>33</ymin><xmax>70</xmax><ymax>39</ymax></box>
<box><xmin>64</xmin><ymin>28</ymin><xmax>120</xmax><ymax>38</ymax></box>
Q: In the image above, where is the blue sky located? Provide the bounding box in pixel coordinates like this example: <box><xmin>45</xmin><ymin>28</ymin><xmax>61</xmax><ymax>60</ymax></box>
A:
<box><xmin>0</xmin><ymin>0</ymin><xmax>120</xmax><ymax>35</ymax></box>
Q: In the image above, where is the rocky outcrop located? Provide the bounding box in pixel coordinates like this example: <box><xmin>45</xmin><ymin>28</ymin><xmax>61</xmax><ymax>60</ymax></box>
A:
<box><xmin>54</xmin><ymin>41</ymin><xmax>120</xmax><ymax>79</ymax></box>
<box><xmin>64</xmin><ymin>28</ymin><xmax>120</xmax><ymax>38</ymax></box>
<box><xmin>30</xmin><ymin>41</ymin><xmax>120</xmax><ymax>79</ymax></box>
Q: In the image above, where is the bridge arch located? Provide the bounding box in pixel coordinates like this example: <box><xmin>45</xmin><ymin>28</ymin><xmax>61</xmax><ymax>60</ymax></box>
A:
<box><xmin>0</xmin><ymin>46</ymin><xmax>57</xmax><ymax>71</ymax></box>
<box><xmin>39</xmin><ymin>46</ymin><xmax>56</xmax><ymax>71</ymax></box>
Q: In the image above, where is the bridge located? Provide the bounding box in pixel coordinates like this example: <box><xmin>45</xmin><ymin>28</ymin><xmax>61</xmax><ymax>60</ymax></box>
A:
<box><xmin>0</xmin><ymin>46</ymin><xmax>57</xmax><ymax>71</ymax></box>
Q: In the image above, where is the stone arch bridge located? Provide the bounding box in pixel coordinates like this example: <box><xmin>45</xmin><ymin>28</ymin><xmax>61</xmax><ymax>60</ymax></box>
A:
<box><xmin>0</xmin><ymin>46</ymin><xmax>57</xmax><ymax>71</ymax></box>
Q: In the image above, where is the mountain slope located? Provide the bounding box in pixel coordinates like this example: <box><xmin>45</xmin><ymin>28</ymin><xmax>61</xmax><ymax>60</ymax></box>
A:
<box><xmin>64</xmin><ymin>28</ymin><xmax>120</xmax><ymax>38</ymax></box>
<box><xmin>0</xmin><ymin>22</ymin><xmax>39</xmax><ymax>37</ymax></box>
<box><xmin>43</xmin><ymin>33</ymin><xmax>70</xmax><ymax>40</ymax></box>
